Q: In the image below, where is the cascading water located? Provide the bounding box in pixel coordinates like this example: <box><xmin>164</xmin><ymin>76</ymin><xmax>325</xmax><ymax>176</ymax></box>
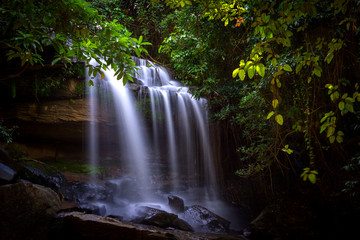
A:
<box><xmin>86</xmin><ymin>58</ymin><xmax>244</xmax><ymax>231</ymax></box>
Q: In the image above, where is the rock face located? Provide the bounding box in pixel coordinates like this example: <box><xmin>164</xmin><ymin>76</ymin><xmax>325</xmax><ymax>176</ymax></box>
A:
<box><xmin>0</xmin><ymin>182</ymin><xmax>61</xmax><ymax>240</ymax></box>
<box><xmin>18</xmin><ymin>159</ymin><xmax>67</xmax><ymax>192</ymax></box>
<box><xmin>182</xmin><ymin>205</ymin><xmax>230</xmax><ymax>234</ymax></box>
<box><xmin>51</xmin><ymin>212</ymin><xmax>242</xmax><ymax>240</ymax></box>
<box><xmin>168</xmin><ymin>195</ymin><xmax>185</xmax><ymax>213</ymax></box>
<box><xmin>134</xmin><ymin>206</ymin><xmax>193</xmax><ymax>232</ymax></box>
<box><xmin>51</xmin><ymin>212</ymin><xmax>178</xmax><ymax>240</ymax></box>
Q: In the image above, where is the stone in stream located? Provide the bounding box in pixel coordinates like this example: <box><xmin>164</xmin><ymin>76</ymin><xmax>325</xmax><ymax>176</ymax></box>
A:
<box><xmin>133</xmin><ymin>206</ymin><xmax>194</xmax><ymax>232</ymax></box>
<box><xmin>168</xmin><ymin>194</ymin><xmax>185</xmax><ymax>213</ymax></box>
<box><xmin>182</xmin><ymin>205</ymin><xmax>231</xmax><ymax>233</ymax></box>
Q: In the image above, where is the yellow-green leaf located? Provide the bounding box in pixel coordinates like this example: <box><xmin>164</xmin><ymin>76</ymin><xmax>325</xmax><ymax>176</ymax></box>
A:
<box><xmin>308</xmin><ymin>173</ymin><xmax>317</xmax><ymax>184</ymax></box>
<box><xmin>276</xmin><ymin>78</ymin><xmax>282</xmax><ymax>88</ymax></box>
<box><xmin>345</xmin><ymin>103</ymin><xmax>354</xmax><ymax>112</ymax></box>
<box><xmin>275</xmin><ymin>114</ymin><xmax>283</xmax><ymax>125</ymax></box>
<box><xmin>271</xmin><ymin>58</ymin><xmax>277</xmax><ymax>66</ymax></box>
<box><xmin>336</xmin><ymin>135</ymin><xmax>343</xmax><ymax>143</ymax></box>
<box><xmin>256</xmin><ymin>63</ymin><xmax>266</xmax><ymax>77</ymax></box>
<box><xmin>239</xmin><ymin>60</ymin><xmax>245</xmax><ymax>68</ymax></box>
<box><xmin>232</xmin><ymin>68</ymin><xmax>240</xmax><ymax>78</ymax></box>
<box><xmin>239</xmin><ymin>69</ymin><xmax>246</xmax><ymax>81</ymax></box>
<box><xmin>248</xmin><ymin>65</ymin><xmax>255</xmax><ymax>79</ymax></box>
<box><xmin>326</xmin><ymin>126</ymin><xmax>335</xmax><ymax>137</ymax></box>
<box><xmin>325</xmin><ymin>52</ymin><xmax>334</xmax><ymax>64</ymax></box>
<box><xmin>272</xmin><ymin>99</ymin><xmax>279</xmax><ymax>109</ymax></box>
<box><xmin>338</xmin><ymin>101</ymin><xmax>345</xmax><ymax>111</ymax></box>
<box><xmin>283</xmin><ymin>64</ymin><xmax>292</xmax><ymax>72</ymax></box>
<box><xmin>266</xmin><ymin>111</ymin><xmax>275</xmax><ymax>119</ymax></box>
<box><xmin>329</xmin><ymin>135</ymin><xmax>336</xmax><ymax>143</ymax></box>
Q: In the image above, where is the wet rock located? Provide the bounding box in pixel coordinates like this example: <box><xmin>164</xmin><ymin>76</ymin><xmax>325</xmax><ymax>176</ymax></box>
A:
<box><xmin>182</xmin><ymin>205</ymin><xmax>230</xmax><ymax>233</ymax></box>
<box><xmin>105</xmin><ymin>177</ymin><xmax>142</xmax><ymax>202</ymax></box>
<box><xmin>17</xmin><ymin>159</ymin><xmax>67</xmax><ymax>192</ymax></box>
<box><xmin>134</xmin><ymin>206</ymin><xmax>193</xmax><ymax>232</ymax></box>
<box><xmin>0</xmin><ymin>162</ymin><xmax>16</xmax><ymax>183</ymax></box>
<box><xmin>168</xmin><ymin>195</ymin><xmax>185</xmax><ymax>213</ymax></box>
<box><xmin>50</xmin><ymin>211</ymin><xmax>179</xmax><ymax>240</ymax></box>
<box><xmin>0</xmin><ymin>182</ymin><xmax>61</xmax><ymax>240</ymax></box>
<box><xmin>61</xmin><ymin>181</ymin><xmax>112</xmax><ymax>205</ymax></box>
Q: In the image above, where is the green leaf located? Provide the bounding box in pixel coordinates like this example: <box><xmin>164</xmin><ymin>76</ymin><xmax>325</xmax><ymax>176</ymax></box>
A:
<box><xmin>51</xmin><ymin>57</ymin><xmax>62</xmax><ymax>66</ymax></box>
<box><xmin>327</xmin><ymin>126</ymin><xmax>335</xmax><ymax>137</ymax></box>
<box><xmin>308</xmin><ymin>173</ymin><xmax>317</xmax><ymax>184</ymax></box>
<box><xmin>338</xmin><ymin>101</ymin><xmax>345</xmax><ymax>111</ymax></box>
<box><xmin>272</xmin><ymin>99</ymin><xmax>278</xmax><ymax>109</ymax></box>
<box><xmin>256</xmin><ymin>63</ymin><xmax>266</xmax><ymax>77</ymax></box>
<box><xmin>248</xmin><ymin>65</ymin><xmax>255</xmax><ymax>79</ymax></box>
<box><xmin>232</xmin><ymin>68</ymin><xmax>240</xmax><ymax>78</ymax></box>
<box><xmin>313</xmin><ymin>68</ymin><xmax>322</xmax><ymax>77</ymax></box>
<box><xmin>239</xmin><ymin>60</ymin><xmax>245</xmax><ymax>68</ymax></box>
<box><xmin>283</xmin><ymin>64</ymin><xmax>292</xmax><ymax>72</ymax></box>
<box><xmin>345</xmin><ymin>103</ymin><xmax>354</xmax><ymax>112</ymax></box>
<box><xmin>271</xmin><ymin>58</ymin><xmax>277</xmax><ymax>66</ymax></box>
<box><xmin>239</xmin><ymin>69</ymin><xmax>246</xmax><ymax>81</ymax></box>
<box><xmin>88</xmin><ymin>80</ymin><xmax>94</xmax><ymax>87</ymax></box>
<box><xmin>329</xmin><ymin>135</ymin><xmax>336</xmax><ymax>143</ymax></box>
<box><xmin>276</xmin><ymin>78</ymin><xmax>282</xmax><ymax>88</ymax></box>
<box><xmin>266</xmin><ymin>111</ymin><xmax>275</xmax><ymax>119</ymax></box>
<box><xmin>320</xmin><ymin>124</ymin><xmax>327</xmax><ymax>133</ymax></box>
<box><xmin>336</xmin><ymin>135</ymin><xmax>343</xmax><ymax>143</ymax></box>
<box><xmin>325</xmin><ymin>52</ymin><xmax>334</xmax><ymax>64</ymax></box>
<box><xmin>275</xmin><ymin>114</ymin><xmax>283</xmax><ymax>125</ymax></box>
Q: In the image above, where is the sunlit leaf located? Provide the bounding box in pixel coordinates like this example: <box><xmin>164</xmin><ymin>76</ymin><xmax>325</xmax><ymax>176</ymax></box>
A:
<box><xmin>283</xmin><ymin>64</ymin><xmax>292</xmax><ymax>72</ymax></box>
<box><xmin>266</xmin><ymin>111</ymin><xmax>275</xmax><ymax>119</ymax></box>
<box><xmin>101</xmin><ymin>71</ymin><xmax>105</xmax><ymax>80</ymax></box>
<box><xmin>256</xmin><ymin>63</ymin><xmax>266</xmax><ymax>77</ymax></box>
<box><xmin>248</xmin><ymin>65</ymin><xmax>255</xmax><ymax>79</ymax></box>
<box><xmin>272</xmin><ymin>99</ymin><xmax>278</xmax><ymax>109</ymax></box>
<box><xmin>275</xmin><ymin>114</ymin><xmax>283</xmax><ymax>125</ymax></box>
<box><xmin>232</xmin><ymin>68</ymin><xmax>240</xmax><ymax>78</ymax></box>
<box><xmin>239</xmin><ymin>69</ymin><xmax>246</xmax><ymax>81</ymax></box>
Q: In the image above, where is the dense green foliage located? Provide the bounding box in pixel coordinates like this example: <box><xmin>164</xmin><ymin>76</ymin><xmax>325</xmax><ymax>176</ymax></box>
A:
<box><xmin>151</xmin><ymin>0</ymin><xmax>360</xmax><ymax>198</ymax></box>
<box><xmin>1</xmin><ymin>0</ymin><xmax>359</xmax><ymax>200</ymax></box>
<box><xmin>0</xmin><ymin>0</ymin><xmax>150</xmax><ymax>85</ymax></box>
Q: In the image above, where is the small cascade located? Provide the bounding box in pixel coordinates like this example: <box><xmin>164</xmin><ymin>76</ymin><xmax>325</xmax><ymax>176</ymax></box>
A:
<box><xmin>85</xmin><ymin>57</ymin><xmax>242</xmax><ymax>229</ymax></box>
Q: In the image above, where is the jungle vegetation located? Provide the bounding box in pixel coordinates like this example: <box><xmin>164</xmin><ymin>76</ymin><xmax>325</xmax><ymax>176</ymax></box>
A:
<box><xmin>1</xmin><ymin>0</ymin><xmax>360</xmax><ymax>203</ymax></box>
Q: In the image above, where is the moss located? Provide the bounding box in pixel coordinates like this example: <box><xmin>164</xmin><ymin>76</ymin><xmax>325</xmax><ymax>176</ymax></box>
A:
<box><xmin>45</xmin><ymin>160</ymin><xmax>103</xmax><ymax>175</ymax></box>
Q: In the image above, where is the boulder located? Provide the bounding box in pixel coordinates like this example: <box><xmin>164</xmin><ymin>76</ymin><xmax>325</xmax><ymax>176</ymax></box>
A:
<box><xmin>61</xmin><ymin>181</ymin><xmax>113</xmax><ymax>206</ymax></box>
<box><xmin>168</xmin><ymin>195</ymin><xmax>185</xmax><ymax>213</ymax></box>
<box><xmin>105</xmin><ymin>177</ymin><xmax>142</xmax><ymax>202</ymax></box>
<box><xmin>17</xmin><ymin>159</ymin><xmax>67</xmax><ymax>193</ymax></box>
<box><xmin>134</xmin><ymin>206</ymin><xmax>193</xmax><ymax>232</ymax></box>
<box><xmin>182</xmin><ymin>205</ymin><xmax>230</xmax><ymax>233</ymax></box>
<box><xmin>0</xmin><ymin>162</ymin><xmax>16</xmax><ymax>183</ymax></box>
<box><xmin>0</xmin><ymin>182</ymin><xmax>61</xmax><ymax>240</ymax></box>
<box><xmin>50</xmin><ymin>212</ymin><xmax>179</xmax><ymax>240</ymax></box>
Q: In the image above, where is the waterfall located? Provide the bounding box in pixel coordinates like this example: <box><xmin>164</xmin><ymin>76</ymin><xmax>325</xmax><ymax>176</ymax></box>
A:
<box><xmin>86</xmin><ymin>57</ymin><xmax>223</xmax><ymax>219</ymax></box>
